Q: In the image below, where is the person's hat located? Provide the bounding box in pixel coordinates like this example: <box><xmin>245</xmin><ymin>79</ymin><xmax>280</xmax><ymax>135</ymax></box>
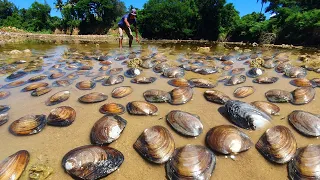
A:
<box><xmin>131</xmin><ymin>9</ymin><xmax>137</xmax><ymax>16</ymax></box>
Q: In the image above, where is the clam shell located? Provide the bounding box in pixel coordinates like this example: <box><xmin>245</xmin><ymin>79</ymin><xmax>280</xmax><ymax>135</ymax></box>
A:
<box><xmin>204</xmin><ymin>90</ymin><xmax>231</xmax><ymax>104</ymax></box>
<box><xmin>99</xmin><ymin>103</ymin><xmax>125</xmax><ymax>116</ymax></box>
<box><xmin>290</xmin><ymin>87</ymin><xmax>315</xmax><ymax>105</ymax></box>
<box><xmin>31</xmin><ymin>87</ymin><xmax>52</xmax><ymax>97</ymax></box>
<box><xmin>0</xmin><ymin>150</ymin><xmax>29</xmax><ymax>180</ymax></box>
<box><xmin>206</xmin><ymin>125</ymin><xmax>253</xmax><ymax>154</ymax></box>
<box><xmin>6</xmin><ymin>71</ymin><xmax>27</xmax><ymax>81</ymax></box>
<box><xmin>76</xmin><ymin>80</ymin><xmax>96</xmax><ymax>90</ymax></box>
<box><xmin>285</xmin><ymin>67</ymin><xmax>307</xmax><ymax>78</ymax></box>
<box><xmin>124</xmin><ymin>68</ymin><xmax>141</xmax><ymax>78</ymax></box>
<box><xmin>311</xmin><ymin>78</ymin><xmax>320</xmax><ymax>87</ymax></box>
<box><xmin>225</xmin><ymin>100</ymin><xmax>271</xmax><ymax>130</ymax></box>
<box><xmin>225</xmin><ymin>75</ymin><xmax>246</xmax><ymax>86</ymax></box>
<box><xmin>91</xmin><ymin>75</ymin><xmax>109</xmax><ymax>82</ymax></box>
<box><xmin>188</xmin><ymin>78</ymin><xmax>216</xmax><ymax>88</ymax></box>
<box><xmin>9</xmin><ymin>115</ymin><xmax>47</xmax><ymax>136</ymax></box>
<box><xmin>90</xmin><ymin>115</ymin><xmax>127</xmax><ymax>145</ymax></box>
<box><xmin>79</xmin><ymin>92</ymin><xmax>108</xmax><ymax>103</ymax></box>
<box><xmin>45</xmin><ymin>90</ymin><xmax>70</xmax><ymax>106</ymax></box>
<box><xmin>52</xmin><ymin>80</ymin><xmax>72</xmax><ymax>87</ymax></box>
<box><xmin>0</xmin><ymin>105</ymin><xmax>10</xmax><ymax>113</ymax></box>
<box><xmin>99</xmin><ymin>65</ymin><xmax>110</xmax><ymax>71</ymax></box>
<box><xmin>166</xmin><ymin>110</ymin><xmax>203</xmax><ymax>137</ymax></box>
<box><xmin>78</xmin><ymin>65</ymin><xmax>93</xmax><ymax>70</ymax></box>
<box><xmin>288</xmin><ymin>145</ymin><xmax>320</xmax><ymax>180</ymax></box>
<box><xmin>256</xmin><ymin>125</ymin><xmax>297</xmax><ymax>164</ymax></box>
<box><xmin>253</xmin><ymin>77</ymin><xmax>279</xmax><ymax>84</ymax></box>
<box><xmin>263</xmin><ymin>60</ymin><xmax>276</xmax><ymax>69</ymax></box>
<box><xmin>168</xmin><ymin>78</ymin><xmax>194</xmax><ymax>87</ymax></box>
<box><xmin>251</xmin><ymin>101</ymin><xmax>280</xmax><ymax>116</ymax></box>
<box><xmin>131</xmin><ymin>76</ymin><xmax>157</xmax><ymax>84</ymax></box>
<box><xmin>192</xmin><ymin>67</ymin><xmax>217</xmax><ymax>75</ymax></box>
<box><xmin>153</xmin><ymin>62</ymin><xmax>170</xmax><ymax>73</ymax></box>
<box><xmin>0</xmin><ymin>113</ymin><xmax>9</xmax><ymax>126</ymax></box>
<box><xmin>21</xmin><ymin>82</ymin><xmax>48</xmax><ymax>92</ymax></box>
<box><xmin>247</xmin><ymin>68</ymin><xmax>264</xmax><ymax>78</ymax></box>
<box><xmin>102</xmin><ymin>75</ymin><xmax>124</xmax><ymax>86</ymax></box>
<box><xmin>265</xmin><ymin>89</ymin><xmax>293</xmax><ymax>103</ymax></box>
<box><xmin>233</xmin><ymin>86</ymin><xmax>255</xmax><ymax>98</ymax></box>
<box><xmin>0</xmin><ymin>91</ymin><xmax>10</xmax><ymax>100</ymax></box>
<box><xmin>134</xmin><ymin>126</ymin><xmax>175</xmax><ymax>164</ymax></box>
<box><xmin>62</xmin><ymin>145</ymin><xmax>124</xmax><ymax>179</ymax></box>
<box><xmin>111</xmin><ymin>86</ymin><xmax>133</xmax><ymax>98</ymax></box>
<box><xmin>166</xmin><ymin>144</ymin><xmax>216</xmax><ymax>180</ymax></box>
<box><xmin>141</xmin><ymin>59</ymin><xmax>157</xmax><ymax>69</ymax></box>
<box><xmin>230</xmin><ymin>68</ymin><xmax>245</xmax><ymax>75</ymax></box>
<box><xmin>288</xmin><ymin>110</ymin><xmax>320</xmax><ymax>137</ymax></box>
<box><xmin>107</xmin><ymin>68</ymin><xmax>123</xmax><ymax>75</ymax></box>
<box><xmin>65</xmin><ymin>73</ymin><xmax>79</xmax><ymax>80</ymax></box>
<box><xmin>169</xmin><ymin>87</ymin><xmax>193</xmax><ymax>105</ymax></box>
<box><xmin>28</xmin><ymin>75</ymin><xmax>47</xmax><ymax>82</ymax></box>
<box><xmin>163</xmin><ymin>67</ymin><xmax>185</xmax><ymax>78</ymax></box>
<box><xmin>290</xmin><ymin>78</ymin><xmax>313</xmax><ymax>87</ymax></box>
<box><xmin>275</xmin><ymin>62</ymin><xmax>292</xmax><ymax>73</ymax></box>
<box><xmin>143</xmin><ymin>89</ymin><xmax>171</xmax><ymax>103</ymax></box>
<box><xmin>47</xmin><ymin>106</ymin><xmax>76</xmax><ymax>127</ymax></box>
<box><xmin>99</xmin><ymin>60</ymin><xmax>112</xmax><ymax>65</ymax></box>
<box><xmin>3</xmin><ymin>81</ymin><xmax>27</xmax><ymax>89</ymax></box>
<box><xmin>126</xmin><ymin>101</ymin><xmax>158</xmax><ymax>115</ymax></box>
<box><xmin>48</xmin><ymin>72</ymin><xmax>66</xmax><ymax>79</ymax></box>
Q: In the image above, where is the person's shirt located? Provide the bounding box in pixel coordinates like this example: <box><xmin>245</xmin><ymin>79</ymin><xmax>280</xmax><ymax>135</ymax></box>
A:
<box><xmin>118</xmin><ymin>14</ymin><xmax>137</xmax><ymax>28</ymax></box>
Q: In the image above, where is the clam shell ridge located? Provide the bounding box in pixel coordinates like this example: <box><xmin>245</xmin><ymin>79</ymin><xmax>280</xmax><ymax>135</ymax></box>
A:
<box><xmin>0</xmin><ymin>150</ymin><xmax>30</xmax><ymax>180</ymax></box>
<box><xmin>290</xmin><ymin>87</ymin><xmax>315</xmax><ymax>105</ymax></box>
<box><xmin>169</xmin><ymin>87</ymin><xmax>193</xmax><ymax>105</ymax></box>
<box><xmin>256</xmin><ymin>125</ymin><xmax>297</xmax><ymax>164</ymax></box>
<box><xmin>112</xmin><ymin>86</ymin><xmax>133</xmax><ymax>98</ymax></box>
<box><xmin>133</xmin><ymin>126</ymin><xmax>175</xmax><ymax>164</ymax></box>
<box><xmin>206</xmin><ymin>125</ymin><xmax>253</xmax><ymax>155</ymax></box>
<box><xmin>47</xmin><ymin>106</ymin><xmax>76</xmax><ymax>127</ymax></box>
<box><xmin>9</xmin><ymin>114</ymin><xmax>47</xmax><ymax>136</ymax></box>
<box><xmin>288</xmin><ymin>110</ymin><xmax>320</xmax><ymax>137</ymax></box>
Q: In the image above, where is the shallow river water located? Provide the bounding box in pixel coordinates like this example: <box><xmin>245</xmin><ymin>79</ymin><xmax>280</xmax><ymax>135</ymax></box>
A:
<box><xmin>0</xmin><ymin>42</ymin><xmax>319</xmax><ymax>180</ymax></box>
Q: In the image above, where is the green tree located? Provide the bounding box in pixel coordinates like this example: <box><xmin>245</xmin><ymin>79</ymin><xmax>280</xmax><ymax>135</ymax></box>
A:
<box><xmin>23</xmin><ymin>1</ymin><xmax>52</xmax><ymax>32</ymax></box>
<box><xmin>218</xmin><ymin>3</ymin><xmax>240</xmax><ymax>41</ymax></box>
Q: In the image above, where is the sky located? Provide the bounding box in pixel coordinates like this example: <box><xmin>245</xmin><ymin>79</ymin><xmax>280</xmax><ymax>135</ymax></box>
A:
<box><xmin>10</xmin><ymin>0</ymin><xmax>271</xmax><ymax>18</ymax></box>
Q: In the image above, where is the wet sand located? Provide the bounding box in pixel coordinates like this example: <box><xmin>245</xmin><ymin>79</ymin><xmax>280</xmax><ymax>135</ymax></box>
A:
<box><xmin>0</xmin><ymin>43</ymin><xmax>319</xmax><ymax>180</ymax></box>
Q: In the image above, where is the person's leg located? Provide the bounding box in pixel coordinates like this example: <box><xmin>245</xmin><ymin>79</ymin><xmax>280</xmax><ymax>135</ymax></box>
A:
<box><xmin>124</xmin><ymin>26</ymin><xmax>134</xmax><ymax>47</ymax></box>
<box><xmin>119</xmin><ymin>27</ymin><xmax>123</xmax><ymax>48</ymax></box>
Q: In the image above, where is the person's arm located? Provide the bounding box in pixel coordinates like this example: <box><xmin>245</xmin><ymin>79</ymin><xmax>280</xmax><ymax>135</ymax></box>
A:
<box><xmin>124</xmin><ymin>15</ymin><xmax>130</xmax><ymax>28</ymax></box>
<box><xmin>135</xmin><ymin>25</ymin><xmax>140</xmax><ymax>43</ymax></box>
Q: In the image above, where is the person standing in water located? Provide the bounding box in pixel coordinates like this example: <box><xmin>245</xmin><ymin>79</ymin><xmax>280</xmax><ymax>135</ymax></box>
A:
<box><xmin>118</xmin><ymin>9</ymin><xmax>140</xmax><ymax>48</ymax></box>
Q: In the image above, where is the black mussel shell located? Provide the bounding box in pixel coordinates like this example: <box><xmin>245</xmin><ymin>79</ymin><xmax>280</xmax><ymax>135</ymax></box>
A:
<box><xmin>6</xmin><ymin>71</ymin><xmax>27</xmax><ymax>81</ymax></box>
<box><xmin>246</xmin><ymin>67</ymin><xmax>264</xmax><ymax>78</ymax></box>
<box><xmin>52</xmin><ymin>80</ymin><xmax>73</xmax><ymax>87</ymax></box>
<box><xmin>224</xmin><ymin>75</ymin><xmax>246</xmax><ymax>86</ymax></box>
<box><xmin>3</xmin><ymin>81</ymin><xmax>27</xmax><ymax>89</ymax></box>
<box><xmin>204</xmin><ymin>90</ymin><xmax>231</xmax><ymax>105</ymax></box>
<box><xmin>111</xmin><ymin>86</ymin><xmax>133</xmax><ymax>98</ymax></box>
<box><xmin>124</xmin><ymin>68</ymin><xmax>141</xmax><ymax>78</ymax></box>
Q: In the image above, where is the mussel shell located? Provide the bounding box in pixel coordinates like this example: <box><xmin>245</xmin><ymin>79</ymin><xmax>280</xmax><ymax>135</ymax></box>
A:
<box><xmin>166</xmin><ymin>144</ymin><xmax>216</xmax><ymax>180</ymax></box>
<box><xmin>48</xmin><ymin>72</ymin><xmax>66</xmax><ymax>79</ymax></box>
<box><xmin>79</xmin><ymin>92</ymin><xmax>108</xmax><ymax>104</ymax></box>
<box><xmin>263</xmin><ymin>60</ymin><xmax>276</xmax><ymax>69</ymax></box>
<box><xmin>52</xmin><ymin>79</ymin><xmax>72</xmax><ymax>87</ymax></box>
<box><xmin>45</xmin><ymin>90</ymin><xmax>70</xmax><ymax>106</ymax></box>
<box><xmin>62</xmin><ymin>145</ymin><xmax>124</xmax><ymax>179</ymax></box>
<box><xmin>188</xmin><ymin>78</ymin><xmax>216</xmax><ymax>88</ymax></box>
<box><xmin>99</xmin><ymin>103</ymin><xmax>126</xmax><ymax>116</ymax></box>
<box><xmin>288</xmin><ymin>145</ymin><xmax>320</xmax><ymax>180</ymax></box>
<box><xmin>251</xmin><ymin>101</ymin><xmax>280</xmax><ymax>116</ymax></box>
<box><xmin>230</xmin><ymin>68</ymin><xmax>245</xmax><ymax>76</ymax></box>
<box><xmin>0</xmin><ymin>150</ymin><xmax>30</xmax><ymax>180</ymax></box>
<box><xmin>166</xmin><ymin>110</ymin><xmax>203</xmax><ymax>137</ymax></box>
<box><xmin>3</xmin><ymin>81</ymin><xmax>27</xmax><ymax>89</ymax></box>
<box><xmin>21</xmin><ymin>82</ymin><xmax>48</xmax><ymax>92</ymax></box>
<box><xmin>134</xmin><ymin>126</ymin><xmax>174</xmax><ymax>164</ymax></box>
<box><xmin>90</xmin><ymin>115</ymin><xmax>127</xmax><ymax>145</ymax></box>
<box><xmin>143</xmin><ymin>89</ymin><xmax>171</xmax><ymax>103</ymax></box>
<box><xmin>224</xmin><ymin>75</ymin><xmax>246</xmax><ymax>86</ymax></box>
<box><xmin>225</xmin><ymin>100</ymin><xmax>271</xmax><ymax>130</ymax></box>
<box><xmin>284</xmin><ymin>67</ymin><xmax>307</xmax><ymax>78</ymax></box>
<box><xmin>0</xmin><ymin>91</ymin><xmax>10</xmax><ymax>100</ymax></box>
<box><xmin>0</xmin><ymin>113</ymin><xmax>9</xmax><ymax>126</ymax></box>
<box><xmin>290</xmin><ymin>78</ymin><xmax>314</xmax><ymax>87</ymax></box>
<box><xmin>206</xmin><ymin>125</ymin><xmax>253</xmax><ymax>154</ymax></box>
<box><xmin>0</xmin><ymin>105</ymin><xmax>10</xmax><ymax>113</ymax></box>
<box><xmin>91</xmin><ymin>75</ymin><xmax>109</xmax><ymax>82</ymax></box>
<box><xmin>253</xmin><ymin>77</ymin><xmax>279</xmax><ymax>84</ymax></box>
<box><xmin>168</xmin><ymin>78</ymin><xmax>194</xmax><ymax>87</ymax></box>
<box><xmin>47</xmin><ymin>106</ymin><xmax>76</xmax><ymax>127</ymax></box>
<box><xmin>204</xmin><ymin>90</ymin><xmax>231</xmax><ymax>105</ymax></box>
<box><xmin>163</xmin><ymin>67</ymin><xmax>185</xmax><ymax>78</ymax></box>
<box><xmin>265</xmin><ymin>89</ymin><xmax>293</xmax><ymax>103</ymax></box>
<box><xmin>9</xmin><ymin>114</ymin><xmax>47</xmax><ymax>136</ymax></box>
<box><xmin>127</xmin><ymin>101</ymin><xmax>158</xmax><ymax>115</ymax></box>
<box><xmin>78</xmin><ymin>65</ymin><xmax>93</xmax><ymax>70</ymax></box>
<box><xmin>247</xmin><ymin>68</ymin><xmax>264</xmax><ymax>78</ymax></box>
<box><xmin>153</xmin><ymin>62</ymin><xmax>170</xmax><ymax>73</ymax></box>
<box><xmin>99</xmin><ymin>65</ymin><xmax>110</xmax><ymax>71</ymax></box>
<box><xmin>288</xmin><ymin>110</ymin><xmax>320</xmax><ymax>137</ymax></box>
<box><xmin>65</xmin><ymin>73</ymin><xmax>79</xmax><ymax>80</ymax></box>
<box><xmin>111</xmin><ymin>86</ymin><xmax>133</xmax><ymax>98</ymax></box>
<box><xmin>28</xmin><ymin>75</ymin><xmax>47</xmax><ymax>82</ymax></box>
<box><xmin>290</xmin><ymin>87</ymin><xmax>315</xmax><ymax>105</ymax></box>
<box><xmin>131</xmin><ymin>76</ymin><xmax>157</xmax><ymax>84</ymax></box>
<box><xmin>256</xmin><ymin>125</ymin><xmax>297</xmax><ymax>164</ymax></box>
<box><xmin>75</xmin><ymin>80</ymin><xmax>96</xmax><ymax>90</ymax></box>
<box><xmin>233</xmin><ymin>86</ymin><xmax>255</xmax><ymax>98</ymax></box>
<box><xmin>6</xmin><ymin>71</ymin><xmax>27</xmax><ymax>81</ymax></box>
<box><xmin>107</xmin><ymin>68</ymin><xmax>124</xmax><ymax>76</ymax></box>
<box><xmin>102</xmin><ymin>75</ymin><xmax>124</xmax><ymax>86</ymax></box>
<box><xmin>124</xmin><ymin>68</ymin><xmax>141</xmax><ymax>78</ymax></box>
<box><xmin>31</xmin><ymin>87</ymin><xmax>52</xmax><ymax>97</ymax></box>
<box><xmin>99</xmin><ymin>60</ymin><xmax>112</xmax><ymax>65</ymax></box>
<box><xmin>237</xmin><ymin>55</ymin><xmax>249</xmax><ymax>61</ymax></box>
<box><xmin>275</xmin><ymin>62</ymin><xmax>292</xmax><ymax>73</ymax></box>
<box><xmin>311</xmin><ymin>78</ymin><xmax>320</xmax><ymax>87</ymax></box>
<box><xmin>169</xmin><ymin>87</ymin><xmax>193</xmax><ymax>105</ymax></box>
<box><xmin>141</xmin><ymin>59</ymin><xmax>157</xmax><ymax>69</ymax></box>
<box><xmin>192</xmin><ymin>67</ymin><xmax>217</xmax><ymax>75</ymax></box>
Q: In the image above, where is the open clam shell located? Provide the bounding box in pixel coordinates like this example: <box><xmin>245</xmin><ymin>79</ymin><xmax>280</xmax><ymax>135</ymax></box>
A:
<box><xmin>290</xmin><ymin>87</ymin><xmax>315</xmax><ymax>105</ymax></box>
<box><xmin>265</xmin><ymin>89</ymin><xmax>293</xmax><ymax>103</ymax></box>
<box><xmin>90</xmin><ymin>115</ymin><xmax>127</xmax><ymax>145</ymax></box>
<box><xmin>204</xmin><ymin>90</ymin><xmax>231</xmax><ymax>105</ymax></box>
<box><xmin>47</xmin><ymin>106</ymin><xmax>76</xmax><ymax>127</ymax></box>
<box><xmin>78</xmin><ymin>92</ymin><xmax>108</xmax><ymax>103</ymax></box>
<box><xmin>233</xmin><ymin>86</ymin><xmax>255</xmax><ymax>98</ymax></box>
<box><xmin>45</xmin><ymin>90</ymin><xmax>70</xmax><ymax>106</ymax></box>
<box><xmin>102</xmin><ymin>75</ymin><xmax>124</xmax><ymax>86</ymax></box>
<box><xmin>251</xmin><ymin>101</ymin><xmax>280</xmax><ymax>116</ymax></box>
<box><xmin>0</xmin><ymin>150</ymin><xmax>30</xmax><ymax>180</ymax></box>
<box><xmin>31</xmin><ymin>87</ymin><xmax>52</xmax><ymax>97</ymax></box>
<box><xmin>127</xmin><ymin>101</ymin><xmax>158</xmax><ymax>116</ymax></box>
<box><xmin>76</xmin><ymin>80</ymin><xmax>96</xmax><ymax>90</ymax></box>
<box><xmin>256</xmin><ymin>125</ymin><xmax>297</xmax><ymax>164</ymax></box>
<box><xmin>99</xmin><ymin>103</ymin><xmax>126</xmax><ymax>116</ymax></box>
<box><xmin>111</xmin><ymin>86</ymin><xmax>133</xmax><ymax>98</ymax></box>
<box><xmin>134</xmin><ymin>126</ymin><xmax>175</xmax><ymax>164</ymax></box>
<box><xmin>169</xmin><ymin>87</ymin><xmax>193</xmax><ymax>105</ymax></box>
<box><xmin>62</xmin><ymin>145</ymin><xmax>124</xmax><ymax>179</ymax></box>
<box><xmin>143</xmin><ymin>89</ymin><xmax>171</xmax><ymax>103</ymax></box>
<box><xmin>21</xmin><ymin>82</ymin><xmax>48</xmax><ymax>92</ymax></box>
<box><xmin>188</xmin><ymin>78</ymin><xmax>216</xmax><ymax>88</ymax></box>
<box><xmin>9</xmin><ymin>114</ymin><xmax>47</xmax><ymax>136</ymax></box>
<box><xmin>206</xmin><ymin>125</ymin><xmax>253</xmax><ymax>155</ymax></box>
<box><xmin>288</xmin><ymin>110</ymin><xmax>320</xmax><ymax>137</ymax></box>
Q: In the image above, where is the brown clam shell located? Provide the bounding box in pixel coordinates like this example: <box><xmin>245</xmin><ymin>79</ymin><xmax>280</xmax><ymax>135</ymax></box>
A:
<box><xmin>0</xmin><ymin>91</ymin><xmax>10</xmax><ymax>100</ymax></box>
<box><xmin>288</xmin><ymin>145</ymin><xmax>320</xmax><ymax>180</ymax></box>
<box><xmin>206</xmin><ymin>125</ymin><xmax>253</xmax><ymax>155</ymax></box>
<box><xmin>256</xmin><ymin>125</ymin><xmax>297</xmax><ymax>164</ymax></box>
<box><xmin>168</xmin><ymin>78</ymin><xmax>193</xmax><ymax>87</ymax></box>
<box><xmin>99</xmin><ymin>60</ymin><xmax>112</xmax><ymax>65</ymax></box>
<box><xmin>9</xmin><ymin>114</ymin><xmax>47</xmax><ymax>136</ymax></box>
<box><xmin>28</xmin><ymin>74</ymin><xmax>47</xmax><ymax>82</ymax></box>
<box><xmin>52</xmin><ymin>80</ymin><xmax>73</xmax><ymax>87</ymax></box>
<box><xmin>99</xmin><ymin>66</ymin><xmax>110</xmax><ymax>71</ymax></box>
<box><xmin>49</xmin><ymin>72</ymin><xmax>66</xmax><ymax>79</ymax></box>
<box><xmin>111</xmin><ymin>86</ymin><xmax>133</xmax><ymax>98</ymax></box>
<box><xmin>45</xmin><ymin>90</ymin><xmax>70</xmax><ymax>106</ymax></box>
<box><xmin>290</xmin><ymin>87</ymin><xmax>315</xmax><ymax>105</ymax></box>
<box><xmin>47</xmin><ymin>106</ymin><xmax>76</xmax><ymax>127</ymax></box>
<box><xmin>76</xmin><ymin>80</ymin><xmax>96</xmax><ymax>90</ymax></box>
<box><xmin>253</xmin><ymin>77</ymin><xmax>279</xmax><ymax>84</ymax></box>
<box><xmin>78</xmin><ymin>92</ymin><xmax>108</xmax><ymax>103</ymax></box>
<box><xmin>225</xmin><ymin>75</ymin><xmax>246</xmax><ymax>86</ymax></box>
<box><xmin>134</xmin><ymin>126</ymin><xmax>175</xmax><ymax>164</ymax></box>
<box><xmin>131</xmin><ymin>76</ymin><xmax>157</xmax><ymax>84</ymax></box>
<box><xmin>3</xmin><ymin>81</ymin><xmax>27</xmax><ymax>89</ymax></box>
<box><xmin>311</xmin><ymin>78</ymin><xmax>320</xmax><ymax>87</ymax></box>
<box><xmin>188</xmin><ymin>78</ymin><xmax>217</xmax><ymax>88</ymax></box>
<box><xmin>143</xmin><ymin>89</ymin><xmax>171</xmax><ymax>103</ymax></box>
<box><xmin>99</xmin><ymin>103</ymin><xmax>125</xmax><ymax>116</ymax></box>
<box><xmin>166</xmin><ymin>144</ymin><xmax>216</xmax><ymax>180</ymax></box>
<box><xmin>230</xmin><ymin>68</ymin><xmax>245</xmax><ymax>75</ymax></box>
<box><xmin>169</xmin><ymin>87</ymin><xmax>193</xmax><ymax>105</ymax></box>
<box><xmin>107</xmin><ymin>68</ymin><xmax>123</xmax><ymax>75</ymax></box>
<box><xmin>31</xmin><ymin>87</ymin><xmax>52</xmax><ymax>97</ymax></box>
<box><xmin>204</xmin><ymin>90</ymin><xmax>231</xmax><ymax>105</ymax></box>
<box><xmin>0</xmin><ymin>150</ymin><xmax>30</xmax><ymax>180</ymax></box>
<box><xmin>290</xmin><ymin>78</ymin><xmax>314</xmax><ymax>87</ymax></box>
<box><xmin>233</xmin><ymin>86</ymin><xmax>255</xmax><ymax>98</ymax></box>
<box><xmin>251</xmin><ymin>101</ymin><xmax>280</xmax><ymax>116</ymax></box>
<box><xmin>91</xmin><ymin>75</ymin><xmax>109</xmax><ymax>82</ymax></box>
<box><xmin>0</xmin><ymin>113</ymin><xmax>9</xmax><ymax>126</ymax></box>
<box><xmin>265</xmin><ymin>89</ymin><xmax>293</xmax><ymax>103</ymax></box>
<box><xmin>126</xmin><ymin>101</ymin><xmax>158</xmax><ymax>115</ymax></box>
<box><xmin>90</xmin><ymin>115</ymin><xmax>127</xmax><ymax>145</ymax></box>
<box><xmin>288</xmin><ymin>110</ymin><xmax>320</xmax><ymax>137</ymax></box>
<box><xmin>21</xmin><ymin>82</ymin><xmax>48</xmax><ymax>92</ymax></box>
<box><xmin>102</xmin><ymin>75</ymin><xmax>124</xmax><ymax>86</ymax></box>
